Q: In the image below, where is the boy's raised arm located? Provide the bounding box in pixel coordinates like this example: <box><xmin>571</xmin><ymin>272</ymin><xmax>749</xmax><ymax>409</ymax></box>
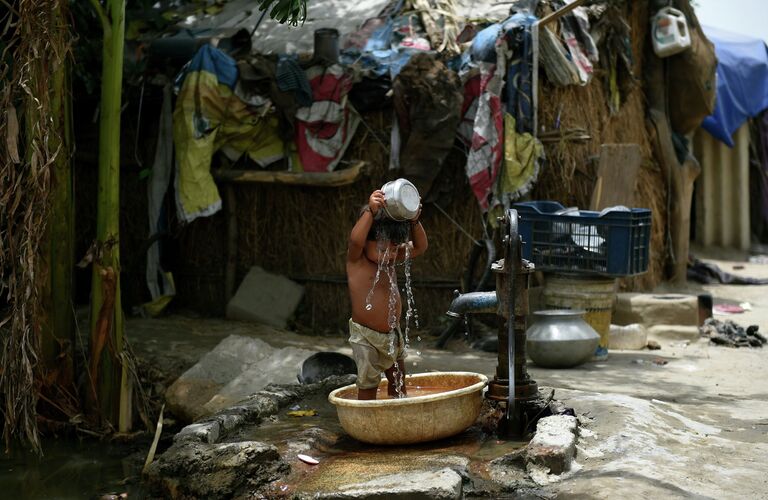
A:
<box><xmin>348</xmin><ymin>210</ymin><xmax>373</xmax><ymax>262</ymax></box>
<box><xmin>348</xmin><ymin>190</ymin><xmax>385</xmax><ymax>262</ymax></box>
<box><xmin>409</xmin><ymin>220</ymin><xmax>428</xmax><ymax>258</ymax></box>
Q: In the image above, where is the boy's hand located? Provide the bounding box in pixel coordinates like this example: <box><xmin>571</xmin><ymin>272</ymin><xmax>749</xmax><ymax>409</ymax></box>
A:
<box><xmin>411</xmin><ymin>203</ymin><xmax>422</xmax><ymax>222</ymax></box>
<box><xmin>369</xmin><ymin>190</ymin><xmax>386</xmax><ymax>215</ymax></box>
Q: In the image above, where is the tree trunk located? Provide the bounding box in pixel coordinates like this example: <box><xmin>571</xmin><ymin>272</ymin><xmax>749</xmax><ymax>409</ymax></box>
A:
<box><xmin>41</xmin><ymin>2</ymin><xmax>75</xmax><ymax>383</ymax></box>
<box><xmin>89</xmin><ymin>0</ymin><xmax>132</xmax><ymax>432</ymax></box>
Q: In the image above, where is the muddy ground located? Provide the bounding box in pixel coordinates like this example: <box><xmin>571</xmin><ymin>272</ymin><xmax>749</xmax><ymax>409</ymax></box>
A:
<box><xmin>130</xmin><ymin>252</ymin><xmax>768</xmax><ymax>498</ymax></box>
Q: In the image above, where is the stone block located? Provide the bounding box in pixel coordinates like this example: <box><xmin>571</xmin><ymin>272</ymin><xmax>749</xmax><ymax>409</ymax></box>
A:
<box><xmin>175</xmin><ymin>421</ymin><xmax>220</xmax><ymax>444</ymax></box>
<box><xmin>226</xmin><ymin>266</ymin><xmax>304</xmax><ymax>328</ymax></box>
<box><xmin>609</xmin><ymin>323</ymin><xmax>648</xmax><ymax>350</ymax></box>
<box><xmin>318</xmin><ymin>468</ymin><xmax>463</xmax><ymax>499</ymax></box>
<box><xmin>614</xmin><ymin>293</ymin><xmax>698</xmax><ymax>328</ymax></box>
<box><xmin>647</xmin><ymin>324</ymin><xmax>701</xmax><ymax>342</ymax></box>
<box><xmin>166</xmin><ymin>335</ymin><xmax>315</xmax><ymax>423</ymax></box>
<box><xmin>144</xmin><ymin>440</ymin><xmax>287</xmax><ymax>499</ymax></box>
<box><xmin>526</xmin><ymin>415</ymin><xmax>578</xmax><ymax>474</ymax></box>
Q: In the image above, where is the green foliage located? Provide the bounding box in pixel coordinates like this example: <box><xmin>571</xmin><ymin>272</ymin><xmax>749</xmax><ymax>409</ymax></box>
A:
<box><xmin>256</xmin><ymin>0</ymin><xmax>308</xmax><ymax>26</ymax></box>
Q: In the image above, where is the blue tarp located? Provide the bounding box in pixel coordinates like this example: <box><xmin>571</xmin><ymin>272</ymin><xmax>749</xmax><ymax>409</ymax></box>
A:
<box><xmin>702</xmin><ymin>26</ymin><xmax>768</xmax><ymax>147</ymax></box>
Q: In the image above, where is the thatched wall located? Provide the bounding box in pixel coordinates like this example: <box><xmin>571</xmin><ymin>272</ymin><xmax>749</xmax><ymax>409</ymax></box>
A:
<box><xmin>173</xmin><ymin>113</ymin><xmax>483</xmax><ymax>332</ymax></box>
<box><xmin>115</xmin><ymin>1</ymin><xmax>668</xmax><ymax>332</ymax></box>
<box><xmin>533</xmin><ymin>1</ymin><xmax>666</xmax><ymax>292</ymax></box>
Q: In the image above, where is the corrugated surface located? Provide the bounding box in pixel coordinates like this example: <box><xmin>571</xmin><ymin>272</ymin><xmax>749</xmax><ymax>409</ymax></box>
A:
<box><xmin>693</xmin><ymin>123</ymin><xmax>751</xmax><ymax>250</ymax></box>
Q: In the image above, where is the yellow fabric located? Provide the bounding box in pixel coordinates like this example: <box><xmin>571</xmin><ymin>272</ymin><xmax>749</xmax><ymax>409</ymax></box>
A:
<box><xmin>139</xmin><ymin>272</ymin><xmax>175</xmax><ymax>317</ymax></box>
<box><xmin>499</xmin><ymin>113</ymin><xmax>543</xmax><ymax>199</ymax></box>
<box><xmin>173</xmin><ymin>71</ymin><xmax>284</xmax><ymax>222</ymax></box>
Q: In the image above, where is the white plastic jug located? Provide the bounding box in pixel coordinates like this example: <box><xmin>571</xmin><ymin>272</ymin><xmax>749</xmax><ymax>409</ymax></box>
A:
<box><xmin>651</xmin><ymin>7</ymin><xmax>691</xmax><ymax>57</ymax></box>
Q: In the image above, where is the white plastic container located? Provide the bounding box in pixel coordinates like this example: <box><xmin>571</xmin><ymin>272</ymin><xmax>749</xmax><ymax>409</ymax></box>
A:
<box><xmin>651</xmin><ymin>7</ymin><xmax>691</xmax><ymax>57</ymax></box>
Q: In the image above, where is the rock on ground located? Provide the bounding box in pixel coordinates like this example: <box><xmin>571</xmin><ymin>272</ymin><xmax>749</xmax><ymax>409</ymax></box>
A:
<box><xmin>147</xmin><ymin>376</ymin><xmax>355</xmax><ymax>499</ymax></box>
<box><xmin>647</xmin><ymin>324</ymin><xmax>700</xmax><ymax>343</ymax></box>
<box><xmin>165</xmin><ymin>335</ymin><xmax>315</xmax><ymax>422</ymax></box>
<box><xmin>314</xmin><ymin>468</ymin><xmax>464</xmax><ymax>499</ymax></box>
<box><xmin>226</xmin><ymin>266</ymin><xmax>304</xmax><ymax>328</ymax></box>
<box><xmin>614</xmin><ymin>293</ymin><xmax>698</xmax><ymax>327</ymax></box>
<box><xmin>525</xmin><ymin>415</ymin><xmax>579</xmax><ymax>475</ymax></box>
<box><xmin>144</xmin><ymin>441</ymin><xmax>288</xmax><ymax>499</ymax></box>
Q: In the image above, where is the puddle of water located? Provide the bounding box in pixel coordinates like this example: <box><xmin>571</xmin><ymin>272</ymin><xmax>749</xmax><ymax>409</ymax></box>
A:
<box><xmin>231</xmin><ymin>391</ymin><xmax>526</xmax><ymax>497</ymax></box>
<box><xmin>0</xmin><ymin>438</ymin><xmax>146</xmax><ymax>500</ymax></box>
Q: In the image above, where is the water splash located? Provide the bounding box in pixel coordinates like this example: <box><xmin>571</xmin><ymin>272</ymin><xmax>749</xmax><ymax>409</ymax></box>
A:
<box><xmin>403</xmin><ymin>244</ymin><xmax>419</xmax><ymax>351</ymax></box>
<box><xmin>362</xmin><ymin>234</ymin><xmax>414</xmax><ymax>399</ymax></box>
<box><xmin>364</xmin><ymin>242</ymin><xmax>390</xmax><ymax>311</ymax></box>
<box><xmin>385</xmin><ymin>260</ymin><xmax>399</xmax><ymax>332</ymax></box>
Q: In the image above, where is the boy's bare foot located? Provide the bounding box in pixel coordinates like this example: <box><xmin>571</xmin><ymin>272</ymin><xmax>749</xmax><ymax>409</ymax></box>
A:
<box><xmin>387</xmin><ymin>387</ymin><xmax>407</xmax><ymax>398</ymax></box>
<box><xmin>357</xmin><ymin>387</ymin><xmax>378</xmax><ymax>400</ymax></box>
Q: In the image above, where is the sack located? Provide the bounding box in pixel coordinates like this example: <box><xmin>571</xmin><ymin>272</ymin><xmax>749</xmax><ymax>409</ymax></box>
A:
<box><xmin>666</xmin><ymin>5</ymin><xmax>718</xmax><ymax>134</ymax></box>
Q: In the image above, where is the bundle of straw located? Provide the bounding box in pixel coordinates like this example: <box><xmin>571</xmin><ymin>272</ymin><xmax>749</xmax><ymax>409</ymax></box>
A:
<box><xmin>0</xmin><ymin>0</ymin><xmax>70</xmax><ymax>453</ymax></box>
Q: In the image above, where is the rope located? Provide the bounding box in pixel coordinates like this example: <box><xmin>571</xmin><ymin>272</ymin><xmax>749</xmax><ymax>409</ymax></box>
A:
<box><xmin>358</xmin><ymin>114</ymin><xmax>391</xmax><ymax>155</ymax></box>
<box><xmin>432</xmin><ymin>201</ymin><xmax>480</xmax><ymax>245</ymax></box>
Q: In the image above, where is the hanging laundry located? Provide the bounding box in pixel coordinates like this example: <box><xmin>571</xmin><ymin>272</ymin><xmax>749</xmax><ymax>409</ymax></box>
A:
<box><xmin>556</xmin><ymin>0</ymin><xmax>598</xmax><ymax>85</ymax></box>
<box><xmin>499</xmin><ymin>113</ymin><xmax>544</xmax><ymax>201</ymax></box>
<box><xmin>391</xmin><ymin>53</ymin><xmax>463</xmax><ymax>196</ymax></box>
<box><xmin>173</xmin><ymin>44</ymin><xmax>285</xmax><ymax>223</ymax></box>
<box><xmin>539</xmin><ymin>24</ymin><xmax>582</xmax><ymax>87</ymax></box>
<box><xmin>460</xmin><ymin>58</ymin><xmax>505</xmax><ymax>210</ymax></box>
<box><xmin>144</xmin><ymin>82</ymin><xmax>176</xmax><ymax>316</ymax></box>
<box><xmin>592</xmin><ymin>6</ymin><xmax>635</xmax><ymax>114</ymax></box>
<box><xmin>292</xmin><ymin>64</ymin><xmax>360</xmax><ymax>172</ymax></box>
<box><xmin>276</xmin><ymin>55</ymin><xmax>313</xmax><ymax>107</ymax></box>
<box><xmin>502</xmin><ymin>12</ymin><xmax>537</xmax><ymax>134</ymax></box>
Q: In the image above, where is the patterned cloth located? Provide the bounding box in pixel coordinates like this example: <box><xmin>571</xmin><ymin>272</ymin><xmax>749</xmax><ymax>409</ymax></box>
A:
<box><xmin>503</xmin><ymin>12</ymin><xmax>537</xmax><ymax>134</ymax></box>
<box><xmin>292</xmin><ymin>64</ymin><xmax>360</xmax><ymax>172</ymax></box>
<box><xmin>459</xmin><ymin>58</ymin><xmax>505</xmax><ymax>210</ymax></box>
<box><xmin>173</xmin><ymin>45</ymin><xmax>284</xmax><ymax>223</ymax></box>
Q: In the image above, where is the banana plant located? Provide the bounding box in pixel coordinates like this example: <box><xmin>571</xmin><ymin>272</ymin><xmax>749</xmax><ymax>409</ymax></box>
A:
<box><xmin>255</xmin><ymin>0</ymin><xmax>308</xmax><ymax>26</ymax></box>
<box><xmin>87</xmin><ymin>0</ymin><xmax>131</xmax><ymax>432</ymax></box>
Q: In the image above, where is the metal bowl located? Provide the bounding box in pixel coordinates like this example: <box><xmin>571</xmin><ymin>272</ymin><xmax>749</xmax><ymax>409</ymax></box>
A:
<box><xmin>381</xmin><ymin>178</ymin><xmax>420</xmax><ymax>221</ymax></box>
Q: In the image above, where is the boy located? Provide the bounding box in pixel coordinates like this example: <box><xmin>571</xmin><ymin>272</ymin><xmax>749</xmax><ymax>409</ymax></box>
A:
<box><xmin>346</xmin><ymin>188</ymin><xmax>428</xmax><ymax>400</ymax></box>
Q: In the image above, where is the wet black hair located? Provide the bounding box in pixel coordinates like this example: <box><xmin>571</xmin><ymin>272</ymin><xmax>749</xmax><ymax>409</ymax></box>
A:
<box><xmin>369</xmin><ymin>219</ymin><xmax>410</xmax><ymax>244</ymax></box>
<box><xmin>360</xmin><ymin>206</ymin><xmax>410</xmax><ymax>243</ymax></box>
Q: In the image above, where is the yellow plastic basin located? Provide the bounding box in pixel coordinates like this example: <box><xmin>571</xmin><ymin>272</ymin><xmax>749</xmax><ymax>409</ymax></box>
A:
<box><xmin>328</xmin><ymin>372</ymin><xmax>488</xmax><ymax>445</ymax></box>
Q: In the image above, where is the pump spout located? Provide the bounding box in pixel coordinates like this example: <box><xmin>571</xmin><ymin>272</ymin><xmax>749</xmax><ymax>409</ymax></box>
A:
<box><xmin>445</xmin><ymin>291</ymin><xmax>498</xmax><ymax>318</ymax></box>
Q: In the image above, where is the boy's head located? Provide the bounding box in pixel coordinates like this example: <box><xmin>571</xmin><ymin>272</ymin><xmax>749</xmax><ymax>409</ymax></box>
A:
<box><xmin>361</xmin><ymin>206</ymin><xmax>411</xmax><ymax>262</ymax></box>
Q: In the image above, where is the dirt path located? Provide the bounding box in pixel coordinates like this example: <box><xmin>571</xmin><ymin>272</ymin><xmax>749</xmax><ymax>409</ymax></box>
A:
<box><xmin>128</xmin><ymin>255</ymin><xmax>768</xmax><ymax>498</ymax></box>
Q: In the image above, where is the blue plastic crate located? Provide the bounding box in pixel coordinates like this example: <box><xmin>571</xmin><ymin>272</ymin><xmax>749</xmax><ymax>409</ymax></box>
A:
<box><xmin>513</xmin><ymin>201</ymin><xmax>651</xmax><ymax>277</ymax></box>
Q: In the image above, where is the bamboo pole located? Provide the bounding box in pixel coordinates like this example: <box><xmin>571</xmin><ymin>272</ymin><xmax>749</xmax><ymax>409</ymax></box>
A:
<box><xmin>89</xmin><ymin>0</ymin><xmax>132</xmax><ymax>432</ymax></box>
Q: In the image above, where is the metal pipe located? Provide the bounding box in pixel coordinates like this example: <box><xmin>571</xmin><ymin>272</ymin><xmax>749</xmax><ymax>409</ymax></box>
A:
<box><xmin>445</xmin><ymin>291</ymin><xmax>498</xmax><ymax>318</ymax></box>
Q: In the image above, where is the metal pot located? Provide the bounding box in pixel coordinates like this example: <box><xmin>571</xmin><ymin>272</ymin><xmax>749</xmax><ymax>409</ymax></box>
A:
<box><xmin>314</xmin><ymin>28</ymin><xmax>340</xmax><ymax>63</ymax></box>
<box><xmin>526</xmin><ymin>309</ymin><xmax>600</xmax><ymax>368</ymax></box>
<box><xmin>381</xmin><ymin>178</ymin><xmax>420</xmax><ymax>221</ymax></box>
